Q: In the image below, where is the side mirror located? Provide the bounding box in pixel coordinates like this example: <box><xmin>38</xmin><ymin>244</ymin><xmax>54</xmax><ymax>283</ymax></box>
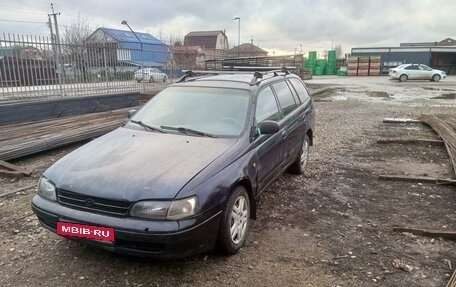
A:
<box><xmin>258</xmin><ymin>120</ymin><xmax>280</xmax><ymax>135</ymax></box>
<box><xmin>128</xmin><ymin>109</ymin><xmax>137</xmax><ymax>119</ymax></box>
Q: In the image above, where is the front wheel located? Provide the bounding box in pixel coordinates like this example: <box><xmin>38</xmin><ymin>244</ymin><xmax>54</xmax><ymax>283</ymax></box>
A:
<box><xmin>217</xmin><ymin>186</ymin><xmax>250</xmax><ymax>255</ymax></box>
<box><xmin>288</xmin><ymin>134</ymin><xmax>310</xmax><ymax>174</ymax></box>
<box><xmin>399</xmin><ymin>74</ymin><xmax>408</xmax><ymax>82</ymax></box>
<box><xmin>148</xmin><ymin>76</ymin><xmax>155</xmax><ymax>83</ymax></box>
<box><xmin>432</xmin><ymin>74</ymin><xmax>441</xmax><ymax>82</ymax></box>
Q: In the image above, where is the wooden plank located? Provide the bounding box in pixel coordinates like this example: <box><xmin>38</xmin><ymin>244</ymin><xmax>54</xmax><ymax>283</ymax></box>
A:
<box><xmin>393</xmin><ymin>226</ymin><xmax>456</xmax><ymax>240</ymax></box>
<box><xmin>383</xmin><ymin>118</ymin><xmax>422</xmax><ymax>124</ymax></box>
<box><xmin>0</xmin><ymin>160</ymin><xmax>32</xmax><ymax>176</ymax></box>
<box><xmin>0</xmin><ymin>107</ymin><xmax>133</xmax><ymax>161</ymax></box>
<box><xmin>420</xmin><ymin>115</ymin><xmax>456</xmax><ymax>177</ymax></box>
<box><xmin>446</xmin><ymin>269</ymin><xmax>456</xmax><ymax>287</ymax></box>
<box><xmin>377</xmin><ymin>138</ymin><xmax>444</xmax><ymax>145</ymax></box>
<box><xmin>379</xmin><ymin>174</ymin><xmax>456</xmax><ymax>185</ymax></box>
<box><xmin>0</xmin><ymin>184</ymin><xmax>36</xmax><ymax>198</ymax></box>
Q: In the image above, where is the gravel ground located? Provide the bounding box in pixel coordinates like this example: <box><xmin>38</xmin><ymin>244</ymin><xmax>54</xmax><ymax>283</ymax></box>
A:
<box><xmin>1</xmin><ymin>76</ymin><xmax>455</xmax><ymax>286</ymax></box>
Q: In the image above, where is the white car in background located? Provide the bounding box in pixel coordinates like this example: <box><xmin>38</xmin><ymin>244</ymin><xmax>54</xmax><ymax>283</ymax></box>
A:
<box><xmin>135</xmin><ymin>68</ymin><xmax>168</xmax><ymax>83</ymax></box>
<box><xmin>389</xmin><ymin>64</ymin><xmax>446</xmax><ymax>82</ymax></box>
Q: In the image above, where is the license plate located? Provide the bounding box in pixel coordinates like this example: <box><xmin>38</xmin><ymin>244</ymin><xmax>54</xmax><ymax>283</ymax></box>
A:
<box><xmin>57</xmin><ymin>222</ymin><xmax>115</xmax><ymax>242</ymax></box>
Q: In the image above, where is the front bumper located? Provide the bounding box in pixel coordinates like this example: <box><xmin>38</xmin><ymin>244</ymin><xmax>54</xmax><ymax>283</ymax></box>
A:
<box><xmin>31</xmin><ymin>195</ymin><xmax>221</xmax><ymax>258</ymax></box>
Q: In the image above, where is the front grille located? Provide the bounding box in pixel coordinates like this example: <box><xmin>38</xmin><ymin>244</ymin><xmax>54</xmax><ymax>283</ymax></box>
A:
<box><xmin>57</xmin><ymin>189</ymin><xmax>131</xmax><ymax>216</ymax></box>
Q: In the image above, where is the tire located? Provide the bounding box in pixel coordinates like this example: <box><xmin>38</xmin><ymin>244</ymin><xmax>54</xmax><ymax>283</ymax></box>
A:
<box><xmin>432</xmin><ymin>74</ymin><xmax>441</xmax><ymax>82</ymax></box>
<box><xmin>136</xmin><ymin>79</ymin><xmax>141</xmax><ymax>83</ymax></box>
<box><xmin>217</xmin><ymin>186</ymin><xmax>250</xmax><ymax>255</ymax></box>
<box><xmin>399</xmin><ymin>74</ymin><xmax>408</xmax><ymax>82</ymax></box>
<box><xmin>148</xmin><ymin>76</ymin><xmax>154</xmax><ymax>83</ymax></box>
<box><xmin>288</xmin><ymin>134</ymin><xmax>310</xmax><ymax>174</ymax></box>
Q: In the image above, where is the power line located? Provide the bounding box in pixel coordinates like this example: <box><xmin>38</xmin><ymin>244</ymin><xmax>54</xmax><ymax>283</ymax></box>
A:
<box><xmin>0</xmin><ymin>19</ymin><xmax>46</xmax><ymax>24</ymax></box>
<box><xmin>27</xmin><ymin>24</ymin><xmax>48</xmax><ymax>34</ymax></box>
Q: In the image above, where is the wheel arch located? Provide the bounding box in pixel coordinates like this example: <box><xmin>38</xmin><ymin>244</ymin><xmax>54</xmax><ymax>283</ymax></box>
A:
<box><xmin>231</xmin><ymin>178</ymin><xmax>257</xmax><ymax>220</ymax></box>
<box><xmin>432</xmin><ymin>74</ymin><xmax>441</xmax><ymax>81</ymax></box>
<box><xmin>399</xmin><ymin>74</ymin><xmax>408</xmax><ymax>81</ymax></box>
<box><xmin>306</xmin><ymin>128</ymin><xmax>313</xmax><ymax>146</ymax></box>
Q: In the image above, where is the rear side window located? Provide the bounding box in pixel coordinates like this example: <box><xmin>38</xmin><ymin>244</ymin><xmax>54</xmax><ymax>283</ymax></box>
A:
<box><xmin>272</xmin><ymin>81</ymin><xmax>297</xmax><ymax>117</ymax></box>
<box><xmin>405</xmin><ymin>65</ymin><xmax>419</xmax><ymax>70</ymax></box>
<box><xmin>289</xmin><ymin>78</ymin><xmax>310</xmax><ymax>103</ymax></box>
<box><xmin>255</xmin><ymin>87</ymin><xmax>280</xmax><ymax>123</ymax></box>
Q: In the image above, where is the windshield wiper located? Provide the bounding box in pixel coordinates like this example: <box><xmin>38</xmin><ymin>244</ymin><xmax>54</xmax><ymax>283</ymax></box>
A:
<box><xmin>160</xmin><ymin>125</ymin><xmax>217</xmax><ymax>138</ymax></box>
<box><xmin>130</xmin><ymin>120</ymin><xmax>166</xmax><ymax>133</ymax></box>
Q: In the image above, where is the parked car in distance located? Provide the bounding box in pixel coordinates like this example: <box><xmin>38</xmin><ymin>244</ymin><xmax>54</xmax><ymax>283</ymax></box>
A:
<box><xmin>134</xmin><ymin>68</ymin><xmax>168</xmax><ymax>83</ymax></box>
<box><xmin>31</xmin><ymin>69</ymin><xmax>316</xmax><ymax>258</ymax></box>
<box><xmin>389</xmin><ymin>64</ymin><xmax>446</xmax><ymax>82</ymax></box>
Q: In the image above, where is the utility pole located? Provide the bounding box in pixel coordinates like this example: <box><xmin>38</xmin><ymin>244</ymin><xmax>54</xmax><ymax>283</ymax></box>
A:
<box><xmin>50</xmin><ymin>3</ymin><xmax>64</xmax><ymax>95</ymax></box>
<box><xmin>47</xmin><ymin>15</ymin><xmax>57</xmax><ymax>77</ymax></box>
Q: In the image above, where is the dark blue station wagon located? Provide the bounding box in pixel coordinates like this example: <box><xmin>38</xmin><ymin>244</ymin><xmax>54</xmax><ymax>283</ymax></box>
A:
<box><xmin>31</xmin><ymin>69</ymin><xmax>316</xmax><ymax>258</ymax></box>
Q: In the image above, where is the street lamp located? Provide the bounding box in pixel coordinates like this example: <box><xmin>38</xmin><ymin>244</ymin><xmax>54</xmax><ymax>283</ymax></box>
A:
<box><xmin>121</xmin><ymin>20</ymin><xmax>144</xmax><ymax>83</ymax></box>
<box><xmin>233</xmin><ymin>17</ymin><xmax>240</xmax><ymax>57</ymax></box>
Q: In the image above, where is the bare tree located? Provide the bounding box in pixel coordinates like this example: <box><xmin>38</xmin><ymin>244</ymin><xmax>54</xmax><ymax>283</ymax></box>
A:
<box><xmin>62</xmin><ymin>15</ymin><xmax>93</xmax><ymax>81</ymax></box>
<box><xmin>62</xmin><ymin>15</ymin><xmax>93</xmax><ymax>47</ymax></box>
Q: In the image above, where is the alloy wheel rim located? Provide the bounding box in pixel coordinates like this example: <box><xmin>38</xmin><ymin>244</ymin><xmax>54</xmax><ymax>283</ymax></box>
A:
<box><xmin>229</xmin><ymin>196</ymin><xmax>248</xmax><ymax>245</ymax></box>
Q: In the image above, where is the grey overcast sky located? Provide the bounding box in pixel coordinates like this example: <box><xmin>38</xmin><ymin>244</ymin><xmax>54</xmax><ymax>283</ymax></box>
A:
<box><xmin>1</xmin><ymin>0</ymin><xmax>455</xmax><ymax>55</ymax></box>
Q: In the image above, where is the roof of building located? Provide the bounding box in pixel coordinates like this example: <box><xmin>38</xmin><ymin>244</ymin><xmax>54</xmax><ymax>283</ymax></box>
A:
<box><xmin>185</xmin><ymin>31</ymin><xmax>224</xmax><ymax>37</ymax></box>
<box><xmin>228</xmin><ymin>43</ymin><xmax>268</xmax><ymax>54</ymax></box>
<box><xmin>184</xmin><ymin>30</ymin><xmax>226</xmax><ymax>49</ymax></box>
<box><xmin>96</xmin><ymin>28</ymin><xmax>165</xmax><ymax>45</ymax></box>
<box><xmin>400</xmin><ymin>37</ymin><xmax>456</xmax><ymax>47</ymax></box>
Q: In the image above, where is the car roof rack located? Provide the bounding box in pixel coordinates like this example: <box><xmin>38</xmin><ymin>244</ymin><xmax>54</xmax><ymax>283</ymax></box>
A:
<box><xmin>249</xmin><ymin>71</ymin><xmax>263</xmax><ymax>85</ymax></box>
<box><xmin>176</xmin><ymin>67</ymin><xmax>292</xmax><ymax>85</ymax></box>
<box><xmin>176</xmin><ymin>70</ymin><xmax>194</xmax><ymax>83</ymax></box>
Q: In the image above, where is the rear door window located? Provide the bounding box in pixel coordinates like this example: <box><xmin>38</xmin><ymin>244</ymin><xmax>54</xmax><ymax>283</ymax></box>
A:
<box><xmin>255</xmin><ymin>87</ymin><xmax>281</xmax><ymax>123</ymax></box>
<box><xmin>271</xmin><ymin>81</ymin><xmax>297</xmax><ymax>117</ymax></box>
<box><xmin>405</xmin><ymin>65</ymin><xmax>419</xmax><ymax>70</ymax></box>
<box><xmin>288</xmin><ymin>78</ymin><xmax>310</xmax><ymax>103</ymax></box>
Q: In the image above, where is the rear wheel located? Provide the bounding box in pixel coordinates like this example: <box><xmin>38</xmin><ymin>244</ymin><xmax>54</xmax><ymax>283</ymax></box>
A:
<box><xmin>148</xmin><ymin>76</ymin><xmax>155</xmax><ymax>83</ymax></box>
<box><xmin>288</xmin><ymin>134</ymin><xmax>310</xmax><ymax>174</ymax></box>
<box><xmin>217</xmin><ymin>186</ymin><xmax>250</xmax><ymax>255</ymax></box>
<box><xmin>399</xmin><ymin>74</ymin><xmax>408</xmax><ymax>82</ymax></box>
<box><xmin>432</xmin><ymin>74</ymin><xmax>441</xmax><ymax>82</ymax></box>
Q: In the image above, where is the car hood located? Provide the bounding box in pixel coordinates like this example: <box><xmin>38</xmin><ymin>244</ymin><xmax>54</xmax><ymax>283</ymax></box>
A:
<box><xmin>44</xmin><ymin>127</ymin><xmax>237</xmax><ymax>201</ymax></box>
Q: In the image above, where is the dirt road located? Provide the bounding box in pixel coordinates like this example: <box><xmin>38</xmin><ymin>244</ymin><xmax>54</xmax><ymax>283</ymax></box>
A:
<box><xmin>1</xmin><ymin>76</ymin><xmax>455</xmax><ymax>286</ymax></box>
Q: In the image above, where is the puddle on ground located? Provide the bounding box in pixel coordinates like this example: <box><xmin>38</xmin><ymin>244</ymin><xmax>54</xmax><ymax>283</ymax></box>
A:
<box><xmin>367</xmin><ymin>91</ymin><xmax>390</xmax><ymax>98</ymax></box>
<box><xmin>431</xmin><ymin>93</ymin><xmax>456</xmax><ymax>100</ymax></box>
<box><xmin>422</xmin><ymin>87</ymin><xmax>455</xmax><ymax>92</ymax></box>
<box><xmin>332</xmin><ymin>95</ymin><xmax>348</xmax><ymax>101</ymax></box>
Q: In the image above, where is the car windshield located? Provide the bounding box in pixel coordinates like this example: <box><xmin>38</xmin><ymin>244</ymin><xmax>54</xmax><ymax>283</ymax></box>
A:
<box><xmin>127</xmin><ymin>87</ymin><xmax>251</xmax><ymax>137</ymax></box>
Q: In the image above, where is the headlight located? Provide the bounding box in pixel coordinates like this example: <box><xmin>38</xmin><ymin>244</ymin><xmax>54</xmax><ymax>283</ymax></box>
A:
<box><xmin>130</xmin><ymin>196</ymin><xmax>198</xmax><ymax>220</ymax></box>
<box><xmin>37</xmin><ymin>176</ymin><xmax>56</xmax><ymax>201</ymax></box>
